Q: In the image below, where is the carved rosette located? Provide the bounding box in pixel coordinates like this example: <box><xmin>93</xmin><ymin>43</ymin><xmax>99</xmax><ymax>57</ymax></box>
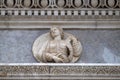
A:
<box><xmin>40</xmin><ymin>0</ymin><xmax>48</xmax><ymax>8</ymax></box>
<box><xmin>105</xmin><ymin>0</ymin><xmax>118</xmax><ymax>8</ymax></box>
<box><xmin>22</xmin><ymin>0</ymin><xmax>32</xmax><ymax>8</ymax></box>
<box><xmin>89</xmin><ymin>0</ymin><xmax>100</xmax><ymax>8</ymax></box>
<box><xmin>4</xmin><ymin>0</ymin><xmax>15</xmax><ymax>8</ymax></box>
<box><xmin>57</xmin><ymin>0</ymin><xmax>65</xmax><ymax>8</ymax></box>
<box><xmin>73</xmin><ymin>0</ymin><xmax>83</xmax><ymax>8</ymax></box>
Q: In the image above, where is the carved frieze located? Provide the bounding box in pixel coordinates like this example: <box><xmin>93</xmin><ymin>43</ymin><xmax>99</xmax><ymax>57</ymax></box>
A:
<box><xmin>0</xmin><ymin>66</ymin><xmax>49</xmax><ymax>74</ymax></box>
<box><xmin>0</xmin><ymin>0</ymin><xmax>120</xmax><ymax>21</ymax></box>
<box><xmin>0</xmin><ymin>64</ymin><xmax>120</xmax><ymax>80</ymax></box>
<box><xmin>50</xmin><ymin>66</ymin><xmax>120</xmax><ymax>75</ymax></box>
<box><xmin>0</xmin><ymin>0</ymin><xmax>120</xmax><ymax>9</ymax></box>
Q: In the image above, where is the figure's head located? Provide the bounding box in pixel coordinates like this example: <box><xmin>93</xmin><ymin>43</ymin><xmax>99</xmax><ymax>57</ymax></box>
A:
<box><xmin>50</xmin><ymin>26</ymin><xmax>64</xmax><ymax>39</ymax></box>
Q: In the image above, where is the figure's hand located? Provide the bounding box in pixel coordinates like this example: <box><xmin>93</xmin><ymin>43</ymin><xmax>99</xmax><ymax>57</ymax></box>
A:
<box><xmin>53</xmin><ymin>56</ymin><xmax>64</xmax><ymax>63</ymax></box>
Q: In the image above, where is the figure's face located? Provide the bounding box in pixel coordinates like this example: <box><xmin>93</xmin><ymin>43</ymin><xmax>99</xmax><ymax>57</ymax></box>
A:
<box><xmin>51</xmin><ymin>27</ymin><xmax>61</xmax><ymax>38</ymax></box>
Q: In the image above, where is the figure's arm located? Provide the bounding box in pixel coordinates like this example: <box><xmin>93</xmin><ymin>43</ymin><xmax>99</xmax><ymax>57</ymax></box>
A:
<box><xmin>37</xmin><ymin>41</ymin><xmax>49</xmax><ymax>62</ymax></box>
<box><xmin>66</xmin><ymin>42</ymin><xmax>73</xmax><ymax>62</ymax></box>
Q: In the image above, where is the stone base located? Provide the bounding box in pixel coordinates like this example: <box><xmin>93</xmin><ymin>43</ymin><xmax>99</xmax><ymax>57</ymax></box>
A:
<box><xmin>0</xmin><ymin>64</ymin><xmax>120</xmax><ymax>80</ymax></box>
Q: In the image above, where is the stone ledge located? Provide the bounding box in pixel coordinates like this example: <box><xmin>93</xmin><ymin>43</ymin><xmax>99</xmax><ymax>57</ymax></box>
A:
<box><xmin>0</xmin><ymin>20</ymin><xmax>120</xmax><ymax>29</ymax></box>
<box><xmin>0</xmin><ymin>63</ymin><xmax>120</xmax><ymax>80</ymax></box>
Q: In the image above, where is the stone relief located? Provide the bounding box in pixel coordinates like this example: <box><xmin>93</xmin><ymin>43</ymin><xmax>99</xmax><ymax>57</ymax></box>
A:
<box><xmin>32</xmin><ymin>26</ymin><xmax>82</xmax><ymax>63</ymax></box>
<box><xmin>0</xmin><ymin>0</ymin><xmax>119</xmax><ymax>8</ymax></box>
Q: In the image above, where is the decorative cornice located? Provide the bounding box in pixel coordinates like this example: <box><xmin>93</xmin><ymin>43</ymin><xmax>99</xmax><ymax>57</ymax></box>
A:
<box><xmin>0</xmin><ymin>0</ymin><xmax>120</xmax><ymax>9</ymax></box>
<box><xmin>0</xmin><ymin>0</ymin><xmax>120</xmax><ymax>18</ymax></box>
<box><xmin>0</xmin><ymin>0</ymin><xmax>120</xmax><ymax>29</ymax></box>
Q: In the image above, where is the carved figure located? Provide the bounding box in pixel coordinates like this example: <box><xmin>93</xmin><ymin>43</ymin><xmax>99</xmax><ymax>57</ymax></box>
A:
<box><xmin>32</xmin><ymin>26</ymin><xmax>82</xmax><ymax>63</ymax></box>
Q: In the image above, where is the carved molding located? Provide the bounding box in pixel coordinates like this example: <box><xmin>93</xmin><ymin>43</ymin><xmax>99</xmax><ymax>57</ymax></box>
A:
<box><xmin>0</xmin><ymin>0</ymin><xmax>120</xmax><ymax>9</ymax></box>
<box><xmin>0</xmin><ymin>0</ymin><xmax>120</xmax><ymax>18</ymax></box>
<box><xmin>0</xmin><ymin>64</ymin><xmax>120</xmax><ymax>80</ymax></box>
<box><xmin>0</xmin><ymin>0</ymin><xmax>120</xmax><ymax>29</ymax></box>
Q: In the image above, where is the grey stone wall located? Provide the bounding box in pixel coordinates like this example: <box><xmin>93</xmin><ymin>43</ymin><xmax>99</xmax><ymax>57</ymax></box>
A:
<box><xmin>0</xmin><ymin>29</ymin><xmax>119</xmax><ymax>63</ymax></box>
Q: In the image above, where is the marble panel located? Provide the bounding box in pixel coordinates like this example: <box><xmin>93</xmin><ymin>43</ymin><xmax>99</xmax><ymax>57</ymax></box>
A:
<box><xmin>0</xmin><ymin>30</ymin><xmax>119</xmax><ymax>63</ymax></box>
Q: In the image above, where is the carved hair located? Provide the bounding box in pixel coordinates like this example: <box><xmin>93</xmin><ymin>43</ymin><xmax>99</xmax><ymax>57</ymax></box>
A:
<box><xmin>50</xmin><ymin>26</ymin><xmax>64</xmax><ymax>39</ymax></box>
